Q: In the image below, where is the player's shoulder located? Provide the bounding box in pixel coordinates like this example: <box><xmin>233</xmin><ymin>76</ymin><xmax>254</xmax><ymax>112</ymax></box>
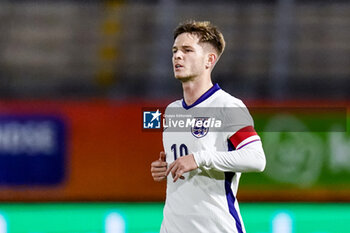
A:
<box><xmin>213</xmin><ymin>89</ymin><xmax>247</xmax><ymax>108</ymax></box>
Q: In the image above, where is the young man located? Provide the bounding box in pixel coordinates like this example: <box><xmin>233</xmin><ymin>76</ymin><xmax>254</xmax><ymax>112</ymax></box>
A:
<box><xmin>150</xmin><ymin>21</ymin><xmax>266</xmax><ymax>233</ymax></box>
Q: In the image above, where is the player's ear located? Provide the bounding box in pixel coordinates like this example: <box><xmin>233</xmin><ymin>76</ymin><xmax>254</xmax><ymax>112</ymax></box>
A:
<box><xmin>205</xmin><ymin>53</ymin><xmax>217</xmax><ymax>69</ymax></box>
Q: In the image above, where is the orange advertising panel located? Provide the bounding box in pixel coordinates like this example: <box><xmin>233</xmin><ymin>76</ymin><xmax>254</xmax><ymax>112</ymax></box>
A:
<box><xmin>0</xmin><ymin>100</ymin><xmax>166</xmax><ymax>201</ymax></box>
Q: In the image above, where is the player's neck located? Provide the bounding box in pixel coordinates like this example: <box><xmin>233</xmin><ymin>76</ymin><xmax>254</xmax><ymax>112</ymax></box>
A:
<box><xmin>182</xmin><ymin>77</ymin><xmax>213</xmax><ymax>106</ymax></box>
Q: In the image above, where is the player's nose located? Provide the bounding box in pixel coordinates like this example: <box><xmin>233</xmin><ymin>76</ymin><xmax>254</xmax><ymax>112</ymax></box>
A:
<box><xmin>173</xmin><ymin>51</ymin><xmax>183</xmax><ymax>60</ymax></box>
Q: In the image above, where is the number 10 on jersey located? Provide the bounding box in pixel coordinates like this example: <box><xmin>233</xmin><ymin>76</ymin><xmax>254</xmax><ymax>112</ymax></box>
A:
<box><xmin>171</xmin><ymin>144</ymin><xmax>188</xmax><ymax>160</ymax></box>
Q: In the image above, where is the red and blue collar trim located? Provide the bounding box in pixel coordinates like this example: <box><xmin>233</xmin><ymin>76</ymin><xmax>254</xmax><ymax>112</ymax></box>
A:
<box><xmin>182</xmin><ymin>83</ymin><xmax>221</xmax><ymax>110</ymax></box>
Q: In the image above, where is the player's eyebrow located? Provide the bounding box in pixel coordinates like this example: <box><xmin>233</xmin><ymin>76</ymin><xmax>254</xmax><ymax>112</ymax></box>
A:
<box><xmin>182</xmin><ymin>45</ymin><xmax>194</xmax><ymax>49</ymax></box>
<box><xmin>172</xmin><ymin>45</ymin><xmax>194</xmax><ymax>50</ymax></box>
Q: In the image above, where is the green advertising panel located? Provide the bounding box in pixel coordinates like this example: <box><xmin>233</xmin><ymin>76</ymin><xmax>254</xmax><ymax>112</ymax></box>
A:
<box><xmin>0</xmin><ymin>203</ymin><xmax>349</xmax><ymax>233</ymax></box>
<box><xmin>240</xmin><ymin>108</ymin><xmax>350</xmax><ymax>199</ymax></box>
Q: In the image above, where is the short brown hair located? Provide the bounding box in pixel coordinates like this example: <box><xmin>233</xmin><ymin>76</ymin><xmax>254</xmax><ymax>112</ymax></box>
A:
<box><xmin>174</xmin><ymin>20</ymin><xmax>226</xmax><ymax>57</ymax></box>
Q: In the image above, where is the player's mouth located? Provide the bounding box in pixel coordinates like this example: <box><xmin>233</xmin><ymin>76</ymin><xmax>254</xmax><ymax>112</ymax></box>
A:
<box><xmin>174</xmin><ymin>64</ymin><xmax>184</xmax><ymax>71</ymax></box>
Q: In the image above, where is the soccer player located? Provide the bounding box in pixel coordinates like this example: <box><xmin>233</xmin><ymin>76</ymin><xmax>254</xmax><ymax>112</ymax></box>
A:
<box><xmin>150</xmin><ymin>20</ymin><xmax>266</xmax><ymax>233</ymax></box>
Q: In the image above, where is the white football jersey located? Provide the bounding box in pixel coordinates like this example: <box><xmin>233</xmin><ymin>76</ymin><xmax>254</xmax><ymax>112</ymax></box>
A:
<box><xmin>160</xmin><ymin>84</ymin><xmax>265</xmax><ymax>233</ymax></box>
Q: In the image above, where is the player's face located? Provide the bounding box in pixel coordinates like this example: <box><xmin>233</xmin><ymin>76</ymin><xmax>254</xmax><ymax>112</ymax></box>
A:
<box><xmin>172</xmin><ymin>33</ymin><xmax>207</xmax><ymax>81</ymax></box>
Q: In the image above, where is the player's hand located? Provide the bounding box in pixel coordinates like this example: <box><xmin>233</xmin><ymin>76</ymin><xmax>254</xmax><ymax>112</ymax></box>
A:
<box><xmin>151</xmin><ymin>151</ymin><xmax>168</xmax><ymax>182</ymax></box>
<box><xmin>166</xmin><ymin>154</ymin><xmax>198</xmax><ymax>182</ymax></box>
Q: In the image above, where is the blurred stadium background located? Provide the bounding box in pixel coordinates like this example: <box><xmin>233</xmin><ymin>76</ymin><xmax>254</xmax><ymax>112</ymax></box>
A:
<box><xmin>0</xmin><ymin>0</ymin><xmax>349</xmax><ymax>232</ymax></box>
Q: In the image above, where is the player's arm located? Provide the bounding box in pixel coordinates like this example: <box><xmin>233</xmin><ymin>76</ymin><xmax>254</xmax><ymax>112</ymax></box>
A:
<box><xmin>193</xmin><ymin>126</ymin><xmax>266</xmax><ymax>172</ymax></box>
<box><xmin>165</xmin><ymin>127</ymin><xmax>265</xmax><ymax>182</ymax></box>
<box><xmin>151</xmin><ymin>151</ymin><xmax>168</xmax><ymax>182</ymax></box>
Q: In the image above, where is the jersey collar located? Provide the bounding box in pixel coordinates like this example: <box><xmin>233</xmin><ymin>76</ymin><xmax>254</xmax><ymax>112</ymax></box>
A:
<box><xmin>182</xmin><ymin>83</ymin><xmax>221</xmax><ymax>110</ymax></box>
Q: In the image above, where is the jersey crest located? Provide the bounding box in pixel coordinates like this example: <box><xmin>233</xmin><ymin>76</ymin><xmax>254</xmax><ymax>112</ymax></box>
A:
<box><xmin>191</xmin><ymin>117</ymin><xmax>209</xmax><ymax>138</ymax></box>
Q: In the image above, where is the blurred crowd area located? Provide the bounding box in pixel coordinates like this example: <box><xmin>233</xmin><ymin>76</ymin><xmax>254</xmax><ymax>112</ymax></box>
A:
<box><xmin>0</xmin><ymin>0</ymin><xmax>349</xmax><ymax>100</ymax></box>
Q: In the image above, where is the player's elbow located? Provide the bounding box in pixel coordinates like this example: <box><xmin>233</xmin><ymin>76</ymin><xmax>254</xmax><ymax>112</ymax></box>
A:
<box><xmin>256</xmin><ymin>154</ymin><xmax>266</xmax><ymax>172</ymax></box>
<box><xmin>245</xmin><ymin>144</ymin><xmax>266</xmax><ymax>172</ymax></box>
<box><xmin>246</xmin><ymin>148</ymin><xmax>265</xmax><ymax>172</ymax></box>
<box><xmin>255</xmin><ymin>150</ymin><xmax>266</xmax><ymax>172</ymax></box>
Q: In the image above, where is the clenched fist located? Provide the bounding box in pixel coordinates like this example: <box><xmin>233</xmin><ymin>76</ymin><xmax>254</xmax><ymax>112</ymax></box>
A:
<box><xmin>151</xmin><ymin>151</ymin><xmax>168</xmax><ymax>182</ymax></box>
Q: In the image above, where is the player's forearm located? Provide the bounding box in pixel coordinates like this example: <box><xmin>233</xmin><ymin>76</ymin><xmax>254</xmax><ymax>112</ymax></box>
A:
<box><xmin>193</xmin><ymin>141</ymin><xmax>266</xmax><ymax>172</ymax></box>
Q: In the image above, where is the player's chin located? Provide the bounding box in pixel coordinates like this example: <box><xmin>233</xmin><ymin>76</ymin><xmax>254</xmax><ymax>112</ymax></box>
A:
<box><xmin>174</xmin><ymin>72</ymin><xmax>183</xmax><ymax>79</ymax></box>
<box><xmin>175</xmin><ymin>75</ymin><xmax>192</xmax><ymax>83</ymax></box>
